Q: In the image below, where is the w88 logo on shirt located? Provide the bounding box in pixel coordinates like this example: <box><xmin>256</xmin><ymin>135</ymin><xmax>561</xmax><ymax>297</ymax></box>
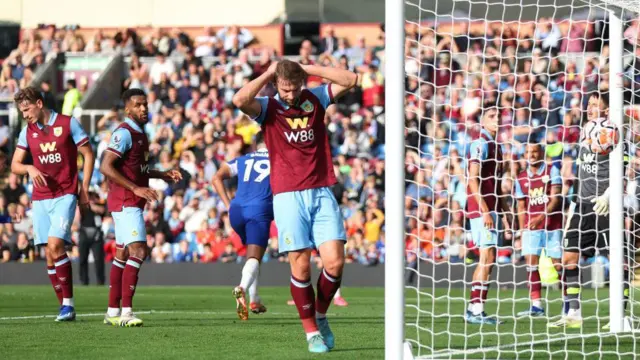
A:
<box><xmin>284</xmin><ymin>117</ymin><xmax>315</xmax><ymax>144</ymax></box>
<box><xmin>38</xmin><ymin>141</ymin><xmax>63</xmax><ymax>164</ymax></box>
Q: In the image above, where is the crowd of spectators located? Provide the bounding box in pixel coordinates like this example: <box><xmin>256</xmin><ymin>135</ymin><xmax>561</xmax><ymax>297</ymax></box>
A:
<box><xmin>402</xmin><ymin>16</ymin><xmax>640</xmax><ymax>268</ymax></box>
<box><xmin>2</xmin><ymin>17</ymin><xmax>640</xmax><ymax>275</ymax></box>
<box><xmin>0</xmin><ymin>23</ymin><xmax>388</xmax><ymax>268</ymax></box>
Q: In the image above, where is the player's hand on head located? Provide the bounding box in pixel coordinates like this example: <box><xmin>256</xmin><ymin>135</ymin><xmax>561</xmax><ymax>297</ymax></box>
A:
<box><xmin>267</xmin><ymin>61</ymin><xmax>279</xmax><ymax>75</ymax></box>
<box><xmin>27</xmin><ymin>165</ymin><xmax>47</xmax><ymax>188</ymax></box>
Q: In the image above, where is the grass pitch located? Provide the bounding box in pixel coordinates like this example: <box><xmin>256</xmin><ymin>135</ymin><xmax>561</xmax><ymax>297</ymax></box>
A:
<box><xmin>0</xmin><ymin>286</ymin><xmax>384</xmax><ymax>360</ymax></box>
<box><xmin>1</xmin><ymin>286</ymin><xmax>638</xmax><ymax>359</ymax></box>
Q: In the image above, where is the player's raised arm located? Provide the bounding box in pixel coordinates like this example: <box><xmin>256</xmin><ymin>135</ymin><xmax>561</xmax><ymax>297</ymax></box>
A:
<box><xmin>232</xmin><ymin>62</ymin><xmax>277</xmax><ymax>119</ymax></box>
<box><xmin>212</xmin><ymin>161</ymin><xmax>235</xmax><ymax>209</ymax></box>
<box><xmin>301</xmin><ymin>64</ymin><xmax>358</xmax><ymax>99</ymax></box>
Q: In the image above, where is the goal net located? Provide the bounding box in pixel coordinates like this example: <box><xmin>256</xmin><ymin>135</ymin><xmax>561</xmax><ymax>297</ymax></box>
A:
<box><xmin>392</xmin><ymin>0</ymin><xmax>640</xmax><ymax>358</ymax></box>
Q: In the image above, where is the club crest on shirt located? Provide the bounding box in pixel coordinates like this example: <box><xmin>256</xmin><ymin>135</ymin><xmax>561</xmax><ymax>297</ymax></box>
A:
<box><xmin>53</xmin><ymin>127</ymin><xmax>63</xmax><ymax>137</ymax></box>
<box><xmin>300</xmin><ymin>99</ymin><xmax>314</xmax><ymax>113</ymax></box>
<box><xmin>541</xmin><ymin>175</ymin><xmax>550</xmax><ymax>183</ymax></box>
<box><xmin>138</xmin><ymin>140</ymin><xmax>143</xmax><ymax>145</ymax></box>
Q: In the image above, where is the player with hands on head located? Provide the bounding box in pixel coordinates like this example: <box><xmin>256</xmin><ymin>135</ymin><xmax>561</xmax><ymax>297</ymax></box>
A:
<box><xmin>101</xmin><ymin>88</ymin><xmax>182</xmax><ymax>327</ymax></box>
<box><xmin>232</xmin><ymin>59</ymin><xmax>357</xmax><ymax>353</ymax></box>
<box><xmin>11</xmin><ymin>86</ymin><xmax>95</xmax><ymax>321</ymax></box>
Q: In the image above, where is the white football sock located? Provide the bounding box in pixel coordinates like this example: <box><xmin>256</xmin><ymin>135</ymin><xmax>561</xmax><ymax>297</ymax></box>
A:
<box><xmin>107</xmin><ymin>307</ymin><xmax>121</xmax><ymax>317</ymax></box>
<box><xmin>249</xmin><ymin>276</ymin><xmax>260</xmax><ymax>304</ymax></box>
<box><xmin>239</xmin><ymin>258</ymin><xmax>260</xmax><ymax>293</ymax></box>
<box><xmin>532</xmin><ymin>299</ymin><xmax>542</xmax><ymax>308</ymax></box>
<box><xmin>335</xmin><ymin>288</ymin><xmax>342</xmax><ymax>298</ymax></box>
<box><xmin>472</xmin><ymin>302</ymin><xmax>484</xmax><ymax>316</ymax></box>
<box><xmin>62</xmin><ymin>298</ymin><xmax>74</xmax><ymax>307</ymax></box>
<box><xmin>306</xmin><ymin>331</ymin><xmax>321</xmax><ymax>340</ymax></box>
<box><xmin>122</xmin><ymin>307</ymin><xmax>132</xmax><ymax>315</ymax></box>
<box><xmin>567</xmin><ymin>308</ymin><xmax>582</xmax><ymax>319</ymax></box>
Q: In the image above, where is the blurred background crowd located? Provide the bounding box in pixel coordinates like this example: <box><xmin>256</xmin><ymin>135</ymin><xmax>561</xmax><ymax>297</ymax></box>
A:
<box><xmin>0</xmin><ymin>23</ymin><xmax>388</xmax><ymax>274</ymax></box>
<box><xmin>1</xmin><ymin>15</ymin><xmax>640</xmax><ymax>284</ymax></box>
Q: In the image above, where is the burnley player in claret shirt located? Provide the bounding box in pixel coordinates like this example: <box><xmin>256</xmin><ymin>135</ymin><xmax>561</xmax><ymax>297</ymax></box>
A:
<box><xmin>100</xmin><ymin>89</ymin><xmax>182</xmax><ymax>327</ymax></box>
<box><xmin>465</xmin><ymin>107</ymin><xmax>512</xmax><ymax>325</ymax></box>
<box><xmin>514</xmin><ymin>143</ymin><xmax>563</xmax><ymax>318</ymax></box>
<box><xmin>11</xmin><ymin>86</ymin><xmax>96</xmax><ymax>322</ymax></box>
<box><xmin>232</xmin><ymin>60</ymin><xmax>357</xmax><ymax>353</ymax></box>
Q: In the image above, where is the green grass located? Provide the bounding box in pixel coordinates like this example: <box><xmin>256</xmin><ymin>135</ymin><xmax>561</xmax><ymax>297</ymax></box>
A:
<box><xmin>406</xmin><ymin>288</ymin><xmax>640</xmax><ymax>359</ymax></box>
<box><xmin>0</xmin><ymin>286</ymin><xmax>384</xmax><ymax>360</ymax></box>
<box><xmin>1</xmin><ymin>286</ymin><xmax>638</xmax><ymax>359</ymax></box>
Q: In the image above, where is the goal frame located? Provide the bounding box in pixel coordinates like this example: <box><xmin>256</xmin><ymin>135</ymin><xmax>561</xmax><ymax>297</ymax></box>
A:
<box><xmin>384</xmin><ymin>0</ymin><xmax>406</xmax><ymax>358</ymax></box>
<box><xmin>383</xmin><ymin>2</ymin><xmax>631</xmax><ymax>358</ymax></box>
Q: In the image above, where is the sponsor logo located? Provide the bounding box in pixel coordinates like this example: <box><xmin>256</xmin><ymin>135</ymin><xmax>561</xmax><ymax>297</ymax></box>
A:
<box><xmin>529</xmin><ymin>187</ymin><xmax>549</xmax><ymax>206</ymax></box>
<box><xmin>300</xmin><ymin>99</ymin><xmax>314</xmax><ymax>112</ymax></box>
<box><xmin>284</xmin><ymin>117</ymin><xmax>314</xmax><ymax>143</ymax></box>
<box><xmin>38</xmin><ymin>142</ymin><xmax>62</xmax><ymax>163</ymax></box>
<box><xmin>32</xmin><ymin>133</ymin><xmax>38</xmax><ymax>138</ymax></box>
<box><xmin>541</xmin><ymin>175</ymin><xmax>549</xmax><ymax>183</ymax></box>
<box><xmin>39</xmin><ymin>142</ymin><xmax>57</xmax><ymax>153</ymax></box>
<box><xmin>144</xmin><ymin>152</ymin><xmax>149</xmax><ymax>161</ymax></box>
<box><xmin>138</xmin><ymin>140</ymin><xmax>143</xmax><ymax>145</ymax></box>
<box><xmin>112</xmin><ymin>135</ymin><xmax>121</xmax><ymax>144</ymax></box>
<box><xmin>276</xmin><ymin>109</ymin><xmax>286</xmax><ymax>115</ymax></box>
<box><xmin>284</xmin><ymin>234</ymin><xmax>292</xmax><ymax>245</ymax></box>
<box><xmin>285</xmin><ymin>117</ymin><xmax>309</xmax><ymax>130</ymax></box>
<box><xmin>53</xmin><ymin>127</ymin><xmax>63</xmax><ymax>137</ymax></box>
<box><xmin>132</xmin><ymin>230</ymin><xmax>138</xmax><ymax>237</ymax></box>
<box><xmin>302</xmin><ymin>303</ymin><xmax>312</xmax><ymax>310</ymax></box>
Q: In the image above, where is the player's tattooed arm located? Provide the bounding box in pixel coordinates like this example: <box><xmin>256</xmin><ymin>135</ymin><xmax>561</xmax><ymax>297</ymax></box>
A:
<box><xmin>232</xmin><ymin>62</ymin><xmax>277</xmax><ymax>119</ymax></box>
<box><xmin>10</xmin><ymin>147</ymin><xmax>48</xmax><ymax>188</ymax></box>
<box><xmin>301</xmin><ymin>64</ymin><xmax>358</xmax><ymax>99</ymax></box>
<box><xmin>100</xmin><ymin>151</ymin><xmax>158</xmax><ymax>203</ymax></box>
<box><xmin>211</xmin><ymin>162</ymin><xmax>233</xmax><ymax>209</ymax></box>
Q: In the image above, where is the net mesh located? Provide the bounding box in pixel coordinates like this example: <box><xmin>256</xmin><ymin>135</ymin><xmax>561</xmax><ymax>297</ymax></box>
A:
<box><xmin>403</xmin><ymin>0</ymin><xmax>640</xmax><ymax>358</ymax></box>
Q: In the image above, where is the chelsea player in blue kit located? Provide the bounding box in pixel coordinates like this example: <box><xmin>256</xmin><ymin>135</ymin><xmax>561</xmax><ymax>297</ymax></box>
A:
<box><xmin>212</xmin><ymin>133</ymin><xmax>272</xmax><ymax>320</ymax></box>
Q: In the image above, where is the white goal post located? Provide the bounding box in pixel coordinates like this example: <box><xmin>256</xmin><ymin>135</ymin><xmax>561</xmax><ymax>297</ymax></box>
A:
<box><xmin>385</xmin><ymin>0</ymin><xmax>640</xmax><ymax>359</ymax></box>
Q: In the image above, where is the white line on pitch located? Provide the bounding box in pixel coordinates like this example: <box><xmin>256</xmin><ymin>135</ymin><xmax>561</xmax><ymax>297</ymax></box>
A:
<box><xmin>423</xmin><ymin>332</ymin><xmax>622</xmax><ymax>359</ymax></box>
<box><xmin>0</xmin><ymin>309</ymin><xmax>327</xmax><ymax>321</ymax></box>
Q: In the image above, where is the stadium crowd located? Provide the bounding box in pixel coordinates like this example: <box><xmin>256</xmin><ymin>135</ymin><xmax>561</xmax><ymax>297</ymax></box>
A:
<box><xmin>0</xmin><ymin>24</ymin><xmax>388</xmax><ymax>269</ymax></box>
<box><xmin>2</xmin><ymin>19</ymin><xmax>640</xmax><ymax>274</ymax></box>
